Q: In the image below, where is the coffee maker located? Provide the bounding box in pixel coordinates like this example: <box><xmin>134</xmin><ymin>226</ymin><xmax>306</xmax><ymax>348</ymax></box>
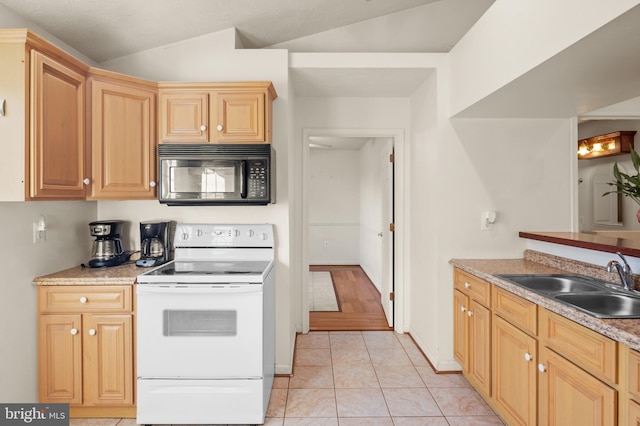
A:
<box><xmin>88</xmin><ymin>220</ymin><xmax>130</xmax><ymax>267</ymax></box>
<box><xmin>136</xmin><ymin>220</ymin><xmax>176</xmax><ymax>267</ymax></box>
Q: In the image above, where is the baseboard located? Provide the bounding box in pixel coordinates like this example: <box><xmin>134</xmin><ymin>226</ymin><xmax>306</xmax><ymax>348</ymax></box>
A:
<box><xmin>408</xmin><ymin>328</ymin><xmax>462</xmax><ymax>373</ymax></box>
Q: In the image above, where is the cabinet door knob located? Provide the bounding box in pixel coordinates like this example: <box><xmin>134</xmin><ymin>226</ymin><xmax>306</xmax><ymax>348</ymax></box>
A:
<box><xmin>217</xmin><ymin>124</ymin><xmax>223</xmax><ymax>131</ymax></box>
<box><xmin>200</xmin><ymin>125</ymin><xmax>207</xmax><ymax>131</ymax></box>
<box><xmin>538</xmin><ymin>363</ymin><xmax>546</xmax><ymax>373</ymax></box>
<box><xmin>82</xmin><ymin>178</ymin><xmax>90</xmax><ymax>185</ymax></box>
<box><xmin>70</xmin><ymin>328</ymin><xmax>78</xmax><ymax>335</ymax></box>
<box><xmin>467</xmin><ymin>310</ymin><xmax>473</xmax><ymax>317</ymax></box>
<box><xmin>524</xmin><ymin>353</ymin><xmax>533</xmax><ymax>361</ymax></box>
<box><xmin>464</xmin><ymin>282</ymin><xmax>471</xmax><ymax>289</ymax></box>
<box><xmin>79</xmin><ymin>297</ymin><xmax>87</xmax><ymax>303</ymax></box>
<box><xmin>149</xmin><ymin>181</ymin><xmax>156</xmax><ymax>188</ymax></box>
<box><xmin>88</xmin><ymin>329</ymin><xmax>96</xmax><ymax>336</ymax></box>
<box><xmin>460</xmin><ymin>306</ymin><xmax>466</xmax><ymax>312</ymax></box>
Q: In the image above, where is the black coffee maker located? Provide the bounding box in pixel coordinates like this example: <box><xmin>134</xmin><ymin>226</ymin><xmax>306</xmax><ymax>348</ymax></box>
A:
<box><xmin>88</xmin><ymin>220</ymin><xmax>130</xmax><ymax>267</ymax></box>
<box><xmin>136</xmin><ymin>220</ymin><xmax>176</xmax><ymax>267</ymax></box>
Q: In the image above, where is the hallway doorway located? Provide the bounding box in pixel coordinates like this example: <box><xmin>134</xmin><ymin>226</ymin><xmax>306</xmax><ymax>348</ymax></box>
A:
<box><xmin>304</xmin><ymin>132</ymin><xmax>400</xmax><ymax>332</ymax></box>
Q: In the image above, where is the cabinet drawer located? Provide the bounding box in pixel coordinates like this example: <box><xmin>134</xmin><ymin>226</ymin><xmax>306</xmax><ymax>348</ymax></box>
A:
<box><xmin>539</xmin><ymin>308</ymin><xmax>617</xmax><ymax>385</ymax></box>
<box><xmin>38</xmin><ymin>286</ymin><xmax>132</xmax><ymax>313</ymax></box>
<box><xmin>629</xmin><ymin>348</ymin><xmax>640</xmax><ymax>401</ymax></box>
<box><xmin>454</xmin><ymin>269</ymin><xmax>491</xmax><ymax>307</ymax></box>
<box><xmin>493</xmin><ymin>287</ymin><xmax>537</xmax><ymax>336</ymax></box>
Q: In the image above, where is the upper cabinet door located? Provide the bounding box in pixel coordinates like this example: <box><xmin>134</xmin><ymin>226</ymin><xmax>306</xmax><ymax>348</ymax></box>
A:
<box><xmin>30</xmin><ymin>50</ymin><xmax>87</xmax><ymax>199</ymax></box>
<box><xmin>214</xmin><ymin>91</ymin><xmax>265</xmax><ymax>143</ymax></box>
<box><xmin>159</xmin><ymin>91</ymin><xmax>209</xmax><ymax>143</ymax></box>
<box><xmin>89</xmin><ymin>78</ymin><xmax>157</xmax><ymax>200</ymax></box>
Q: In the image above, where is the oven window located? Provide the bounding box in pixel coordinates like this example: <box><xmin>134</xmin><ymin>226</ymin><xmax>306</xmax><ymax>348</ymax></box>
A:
<box><xmin>170</xmin><ymin>166</ymin><xmax>236</xmax><ymax>193</ymax></box>
<box><xmin>163</xmin><ymin>310</ymin><xmax>237</xmax><ymax>336</ymax></box>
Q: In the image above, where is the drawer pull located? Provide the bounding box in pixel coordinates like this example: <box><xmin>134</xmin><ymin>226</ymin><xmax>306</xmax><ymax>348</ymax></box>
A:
<box><xmin>538</xmin><ymin>363</ymin><xmax>547</xmax><ymax>373</ymax></box>
<box><xmin>464</xmin><ymin>282</ymin><xmax>471</xmax><ymax>289</ymax></box>
<box><xmin>467</xmin><ymin>311</ymin><xmax>473</xmax><ymax>317</ymax></box>
<box><xmin>70</xmin><ymin>328</ymin><xmax>78</xmax><ymax>336</ymax></box>
<box><xmin>524</xmin><ymin>353</ymin><xmax>533</xmax><ymax>362</ymax></box>
<box><xmin>460</xmin><ymin>306</ymin><xmax>466</xmax><ymax>312</ymax></box>
<box><xmin>79</xmin><ymin>297</ymin><xmax>87</xmax><ymax>303</ymax></box>
<box><xmin>88</xmin><ymin>329</ymin><xmax>96</xmax><ymax>336</ymax></box>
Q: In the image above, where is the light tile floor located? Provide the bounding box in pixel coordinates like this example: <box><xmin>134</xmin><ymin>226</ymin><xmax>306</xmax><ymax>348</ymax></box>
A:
<box><xmin>69</xmin><ymin>331</ymin><xmax>504</xmax><ymax>426</ymax></box>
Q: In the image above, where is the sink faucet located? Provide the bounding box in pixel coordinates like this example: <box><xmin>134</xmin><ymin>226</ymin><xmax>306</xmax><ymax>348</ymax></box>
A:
<box><xmin>607</xmin><ymin>252</ymin><xmax>635</xmax><ymax>291</ymax></box>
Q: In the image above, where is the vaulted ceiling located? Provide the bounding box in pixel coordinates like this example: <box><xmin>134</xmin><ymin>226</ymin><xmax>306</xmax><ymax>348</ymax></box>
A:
<box><xmin>0</xmin><ymin>0</ymin><xmax>493</xmax><ymax>62</ymax></box>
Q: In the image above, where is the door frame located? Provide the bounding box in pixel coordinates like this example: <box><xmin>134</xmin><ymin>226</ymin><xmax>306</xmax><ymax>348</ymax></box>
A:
<box><xmin>301</xmin><ymin>128</ymin><xmax>407</xmax><ymax>333</ymax></box>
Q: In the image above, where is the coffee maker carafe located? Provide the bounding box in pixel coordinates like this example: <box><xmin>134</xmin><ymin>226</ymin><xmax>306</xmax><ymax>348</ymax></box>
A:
<box><xmin>136</xmin><ymin>220</ymin><xmax>176</xmax><ymax>267</ymax></box>
<box><xmin>88</xmin><ymin>220</ymin><xmax>130</xmax><ymax>267</ymax></box>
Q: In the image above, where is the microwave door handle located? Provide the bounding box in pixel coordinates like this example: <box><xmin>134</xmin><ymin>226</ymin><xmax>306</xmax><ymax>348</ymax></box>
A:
<box><xmin>240</xmin><ymin>160</ymin><xmax>248</xmax><ymax>199</ymax></box>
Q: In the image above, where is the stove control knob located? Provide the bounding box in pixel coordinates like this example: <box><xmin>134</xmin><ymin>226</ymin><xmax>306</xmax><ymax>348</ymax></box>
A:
<box><xmin>197</xmin><ymin>229</ymin><xmax>204</xmax><ymax>237</ymax></box>
<box><xmin>261</xmin><ymin>233</ymin><xmax>269</xmax><ymax>240</ymax></box>
<box><xmin>247</xmin><ymin>230</ymin><xmax>255</xmax><ymax>237</ymax></box>
<box><xmin>181</xmin><ymin>233</ymin><xmax>189</xmax><ymax>241</ymax></box>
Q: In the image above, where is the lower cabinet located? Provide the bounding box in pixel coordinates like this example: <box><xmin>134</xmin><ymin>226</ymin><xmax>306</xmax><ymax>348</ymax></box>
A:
<box><xmin>492</xmin><ymin>315</ymin><xmax>537</xmax><ymax>426</ymax></box>
<box><xmin>538</xmin><ymin>346</ymin><xmax>616</xmax><ymax>426</ymax></box>
<box><xmin>37</xmin><ymin>285</ymin><xmax>135</xmax><ymax>417</ymax></box>
<box><xmin>453</xmin><ymin>268</ymin><xmax>626</xmax><ymax>426</ymax></box>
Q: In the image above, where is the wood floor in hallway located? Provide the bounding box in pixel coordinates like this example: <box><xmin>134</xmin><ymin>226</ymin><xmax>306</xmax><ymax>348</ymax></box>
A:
<box><xmin>309</xmin><ymin>265</ymin><xmax>393</xmax><ymax>331</ymax></box>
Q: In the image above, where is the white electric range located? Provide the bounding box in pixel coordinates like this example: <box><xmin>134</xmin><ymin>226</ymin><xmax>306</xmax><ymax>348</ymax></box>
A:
<box><xmin>136</xmin><ymin>223</ymin><xmax>275</xmax><ymax>425</ymax></box>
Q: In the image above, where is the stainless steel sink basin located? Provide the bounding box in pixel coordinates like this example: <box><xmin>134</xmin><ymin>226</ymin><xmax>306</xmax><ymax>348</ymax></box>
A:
<box><xmin>495</xmin><ymin>273</ymin><xmax>640</xmax><ymax>318</ymax></box>
<box><xmin>495</xmin><ymin>274</ymin><xmax>603</xmax><ymax>293</ymax></box>
<box><xmin>554</xmin><ymin>293</ymin><xmax>640</xmax><ymax>318</ymax></box>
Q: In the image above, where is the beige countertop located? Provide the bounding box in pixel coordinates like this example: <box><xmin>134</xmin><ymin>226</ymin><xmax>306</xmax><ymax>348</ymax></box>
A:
<box><xmin>32</xmin><ymin>262</ymin><xmax>147</xmax><ymax>285</ymax></box>
<box><xmin>450</xmin><ymin>256</ymin><xmax>640</xmax><ymax>352</ymax></box>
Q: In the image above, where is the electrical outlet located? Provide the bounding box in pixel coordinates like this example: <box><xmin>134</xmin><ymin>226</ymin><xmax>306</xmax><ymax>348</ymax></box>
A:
<box><xmin>323</xmin><ymin>240</ymin><xmax>329</xmax><ymax>247</ymax></box>
<box><xmin>33</xmin><ymin>215</ymin><xmax>47</xmax><ymax>244</ymax></box>
<box><xmin>33</xmin><ymin>222</ymin><xmax>45</xmax><ymax>243</ymax></box>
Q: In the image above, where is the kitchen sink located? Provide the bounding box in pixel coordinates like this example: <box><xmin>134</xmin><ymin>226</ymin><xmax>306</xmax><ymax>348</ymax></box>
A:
<box><xmin>494</xmin><ymin>274</ymin><xmax>603</xmax><ymax>293</ymax></box>
<box><xmin>554</xmin><ymin>293</ymin><xmax>640</xmax><ymax>318</ymax></box>
<box><xmin>495</xmin><ymin>273</ymin><xmax>640</xmax><ymax>318</ymax></box>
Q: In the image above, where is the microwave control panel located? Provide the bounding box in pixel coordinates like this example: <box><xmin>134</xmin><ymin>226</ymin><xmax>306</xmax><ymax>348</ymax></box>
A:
<box><xmin>248</xmin><ymin>160</ymin><xmax>269</xmax><ymax>199</ymax></box>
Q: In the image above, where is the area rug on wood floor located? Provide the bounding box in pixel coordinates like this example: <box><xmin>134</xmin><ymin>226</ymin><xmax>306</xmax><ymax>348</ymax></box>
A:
<box><xmin>309</xmin><ymin>271</ymin><xmax>339</xmax><ymax>311</ymax></box>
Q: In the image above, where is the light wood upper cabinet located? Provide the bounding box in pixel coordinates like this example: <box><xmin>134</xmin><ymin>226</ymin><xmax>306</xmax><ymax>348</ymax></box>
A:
<box><xmin>0</xmin><ymin>29</ymin><xmax>89</xmax><ymax>201</ymax></box>
<box><xmin>88</xmin><ymin>69</ymin><xmax>157</xmax><ymax>199</ymax></box>
<box><xmin>158</xmin><ymin>82</ymin><xmax>276</xmax><ymax>144</ymax></box>
<box><xmin>37</xmin><ymin>285</ymin><xmax>135</xmax><ymax>416</ymax></box>
<box><xmin>30</xmin><ymin>50</ymin><xmax>87</xmax><ymax>199</ymax></box>
<box><xmin>159</xmin><ymin>91</ymin><xmax>209</xmax><ymax>142</ymax></box>
<box><xmin>216</xmin><ymin>91</ymin><xmax>265</xmax><ymax>142</ymax></box>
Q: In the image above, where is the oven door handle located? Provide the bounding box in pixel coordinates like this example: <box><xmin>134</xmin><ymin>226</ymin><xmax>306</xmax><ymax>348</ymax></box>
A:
<box><xmin>136</xmin><ymin>285</ymin><xmax>262</xmax><ymax>294</ymax></box>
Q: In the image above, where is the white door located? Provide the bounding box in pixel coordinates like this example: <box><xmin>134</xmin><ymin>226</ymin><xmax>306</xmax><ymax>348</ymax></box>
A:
<box><xmin>380</xmin><ymin>140</ymin><xmax>394</xmax><ymax>327</ymax></box>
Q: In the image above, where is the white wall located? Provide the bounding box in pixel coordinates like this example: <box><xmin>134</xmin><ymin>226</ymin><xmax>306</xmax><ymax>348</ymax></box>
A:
<box><xmin>308</xmin><ymin>149</ymin><xmax>360</xmax><ymax>264</ymax></box>
<box><xmin>405</xmin><ymin>62</ymin><xmax>575</xmax><ymax>370</ymax></box>
<box><xmin>578</xmin><ymin>120</ymin><xmax>640</xmax><ymax>231</ymax></box>
<box><xmin>0</xmin><ymin>201</ymin><xmax>96</xmax><ymax>402</ymax></box>
<box><xmin>449</xmin><ymin>0</ymin><xmax>640</xmax><ymax>116</ymax></box>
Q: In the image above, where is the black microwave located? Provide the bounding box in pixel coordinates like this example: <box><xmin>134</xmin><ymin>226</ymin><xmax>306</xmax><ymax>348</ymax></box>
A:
<box><xmin>158</xmin><ymin>144</ymin><xmax>275</xmax><ymax>205</ymax></box>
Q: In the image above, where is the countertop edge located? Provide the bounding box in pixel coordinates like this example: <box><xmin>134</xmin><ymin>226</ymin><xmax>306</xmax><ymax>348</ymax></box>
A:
<box><xmin>450</xmin><ymin>258</ymin><xmax>640</xmax><ymax>352</ymax></box>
